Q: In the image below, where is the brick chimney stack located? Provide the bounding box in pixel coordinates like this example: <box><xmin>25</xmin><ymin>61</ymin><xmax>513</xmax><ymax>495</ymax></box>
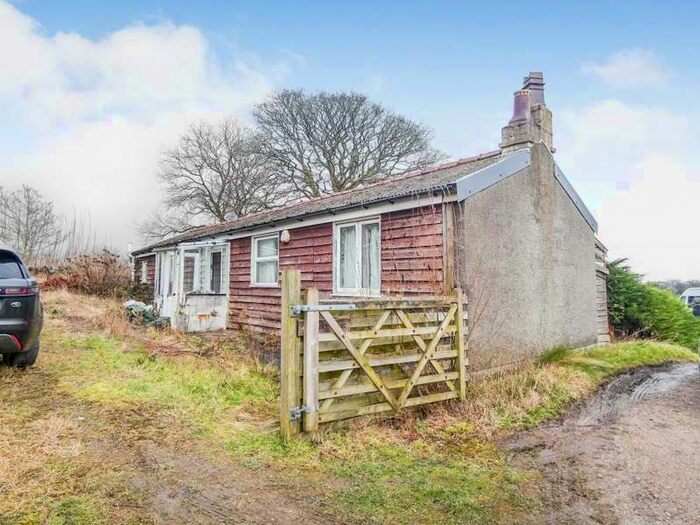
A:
<box><xmin>500</xmin><ymin>72</ymin><xmax>554</xmax><ymax>154</ymax></box>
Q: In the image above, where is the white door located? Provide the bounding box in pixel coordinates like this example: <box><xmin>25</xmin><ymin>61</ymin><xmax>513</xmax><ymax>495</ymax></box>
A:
<box><xmin>158</xmin><ymin>251</ymin><xmax>178</xmax><ymax>322</ymax></box>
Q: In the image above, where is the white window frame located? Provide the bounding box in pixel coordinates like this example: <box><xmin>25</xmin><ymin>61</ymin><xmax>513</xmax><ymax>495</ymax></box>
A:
<box><xmin>160</xmin><ymin>251</ymin><xmax>177</xmax><ymax>297</ymax></box>
<box><xmin>333</xmin><ymin>217</ymin><xmax>381</xmax><ymax>296</ymax></box>
<box><xmin>206</xmin><ymin>246</ymin><xmax>226</xmax><ymax>294</ymax></box>
<box><xmin>140</xmin><ymin>261</ymin><xmax>148</xmax><ymax>284</ymax></box>
<box><xmin>251</xmin><ymin>234</ymin><xmax>280</xmax><ymax>287</ymax></box>
<box><xmin>182</xmin><ymin>250</ymin><xmax>201</xmax><ymax>294</ymax></box>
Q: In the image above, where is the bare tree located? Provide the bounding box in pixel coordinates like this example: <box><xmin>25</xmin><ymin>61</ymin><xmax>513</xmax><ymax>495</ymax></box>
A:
<box><xmin>0</xmin><ymin>185</ymin><xmax>64</xmax><ymax>263</ymax></box>
<box><xmin>143</xmin><ymin>119</ymin><xmax>286</xmax><ymax>241</ymax></box>
<box><xmin>253</xmin><ymin>90</ymin><xmax>445</xmax><ymax>198</ymax></box>
<box><xmin>138</xmin><ymin>209</ymin><xmax>196</xmax><ymax>243</ymax></box>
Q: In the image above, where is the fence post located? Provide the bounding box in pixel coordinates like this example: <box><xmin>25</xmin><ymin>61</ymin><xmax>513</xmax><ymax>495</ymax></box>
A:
<box><xmin>455</xmin><ymin>288</ymin><xmax>467</xmax><ymax>401</ymax></box>
<box><xmin>280</xmin><ymin>269</ymin><xmax>302</xmax><ymax>441</ymax></box>
<box><xmin>303</xmin><ymin>287</ymin><xmax>320</xmax><ymax>432</ymax></box>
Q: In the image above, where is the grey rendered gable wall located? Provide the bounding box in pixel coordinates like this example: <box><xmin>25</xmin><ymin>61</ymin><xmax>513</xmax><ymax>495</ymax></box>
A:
<box><xmin>455</xmin><ymin>147</ymin><xmax>597</xmax><ymax>234</ymax></box>
<box><xmin>458</xmin><ymin>143</ymin><xmax>598</xmax><ymax>371</ymax></box>
<box><xmin>455</xmin><ymin>148</ymin><xmax>531</xmax><ymax>201</ymax></box>
<box><xmin>553</xmin><ymin>162</ymin><xmax>598</xmax><ymax>232</ymax></box>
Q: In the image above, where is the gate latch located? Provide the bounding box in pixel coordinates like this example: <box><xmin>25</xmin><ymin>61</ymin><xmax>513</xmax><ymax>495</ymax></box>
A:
<box><xmin>289</xmin><ymin>405</ymin><xmax>317</xmax><ymax>421</ymax></box>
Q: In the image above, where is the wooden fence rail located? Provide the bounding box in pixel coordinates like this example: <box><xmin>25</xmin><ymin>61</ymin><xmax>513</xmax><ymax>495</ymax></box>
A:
<box><xmin>280</xmin><ymin>269</ymin><xmax>467</xmax><ymax>440</ymax></box>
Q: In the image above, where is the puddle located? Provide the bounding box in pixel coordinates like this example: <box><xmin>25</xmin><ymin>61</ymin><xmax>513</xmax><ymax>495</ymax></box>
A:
<box><xmin>573</xmin><ymin>362</ymin><xmax>698</xmax><ymax>427</ymax></box>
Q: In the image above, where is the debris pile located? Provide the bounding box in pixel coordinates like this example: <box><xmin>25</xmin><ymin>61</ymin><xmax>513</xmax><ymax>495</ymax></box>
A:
<box><xmin>123</xmin><ymin>300</ymin><xmax>170</xmax><ymax>329</ymax></box>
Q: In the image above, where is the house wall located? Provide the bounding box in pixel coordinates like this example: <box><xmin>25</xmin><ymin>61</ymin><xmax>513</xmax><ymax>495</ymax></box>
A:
<box><xmin>459</xmin><ymin>144</ymin><xmax>598</xmax><ymax>370</ymax></box>
<box><xmin>228</xmin><ymin>204</ymin><xmax>444</xmax><ymax>332</ymax></box>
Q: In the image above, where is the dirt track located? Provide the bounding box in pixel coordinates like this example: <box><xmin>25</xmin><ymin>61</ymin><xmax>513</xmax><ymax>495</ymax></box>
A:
<box><xmin>508</xmin><ymin>363</ymin><xmax>700</xmax><ymax>525</ymax></box>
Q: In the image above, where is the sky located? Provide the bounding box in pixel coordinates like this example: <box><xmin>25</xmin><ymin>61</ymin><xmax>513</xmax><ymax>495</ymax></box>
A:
<box><xmin>1</xmin><ymin>0</ymin><xmax>699</xmax><ymax>280</ymax></box>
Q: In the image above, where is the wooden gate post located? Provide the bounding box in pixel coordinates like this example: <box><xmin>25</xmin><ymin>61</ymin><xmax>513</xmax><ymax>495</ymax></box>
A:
<box><xmin>280</xmin><ymin>269</ymin><xmax>302</xmax><ymax>441</ymax></box>
<box><xmin>303</xmin><ymin>287</ymin><xmax>320</xmax><ymax>432</ymax></box>
<box><xmin>455</xmin><ymin>288</ymin><xmax>467</xmax><ymax>401</ymax></box>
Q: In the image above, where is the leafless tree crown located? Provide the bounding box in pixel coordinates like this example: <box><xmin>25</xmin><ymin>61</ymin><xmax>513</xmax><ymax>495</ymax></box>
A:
<box><xmin>0</xmin><ymin>185</ymin><xmax>96</xmax><ymax>264</ymax></box>
<box><xmin>144</xmin><ymin>119</ymin><xmax>287</xmax><ymax>241</ymax></box>
<box><xmin>253</xmin><ymin>90</ymin><xmax>445</xmax><ymax>198</ymax></box>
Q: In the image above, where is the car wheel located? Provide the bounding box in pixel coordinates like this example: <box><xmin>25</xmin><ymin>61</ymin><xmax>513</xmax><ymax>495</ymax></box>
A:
<box><xmin>4</xmin><ymin>340</ymin><xmax>40</xmax><ymax>368</ymax></box>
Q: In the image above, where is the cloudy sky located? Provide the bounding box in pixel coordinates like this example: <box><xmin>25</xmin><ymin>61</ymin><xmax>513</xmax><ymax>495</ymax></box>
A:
<box><xmin>1</xmin><ymin>0</ymin><xmax>698</xmax><ymax>280</ymax></box>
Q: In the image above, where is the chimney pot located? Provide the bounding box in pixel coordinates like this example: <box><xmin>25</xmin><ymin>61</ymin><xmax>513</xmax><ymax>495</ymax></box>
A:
<box><xmin>523</xmin><ymin>72</ymin><xmax>545</xmax><ymax>106</ymax></box>
<box><xmin>509</xmin><ymin>89</ymin><xmax>531</xmax><ymax>124</ymax></box>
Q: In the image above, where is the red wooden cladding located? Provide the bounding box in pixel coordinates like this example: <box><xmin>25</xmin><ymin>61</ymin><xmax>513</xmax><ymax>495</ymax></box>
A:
<box><xmin>228</xmin><ymin>204</ymin><xmax>445</xmax><ymax>333</ymax></box>
<box><xmin>381</xmin><ymin>205</ymin><xmax>444</xmax><ymax>295</ymax></box>
<box><xmin>133</xmin><ymin>255</ymin><xmax>157</xmax><ymax>298</ymax></box>
<box><xmin>137</xmin><ymin>255</ymin><xmax>156</xmax><ymax>286</ymax></box>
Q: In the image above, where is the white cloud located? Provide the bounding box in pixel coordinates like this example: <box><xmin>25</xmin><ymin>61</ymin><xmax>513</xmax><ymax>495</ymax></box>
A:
<box><xmin>598</xmin><ymin>155</ymin><xmax>700</xmax><ymax>281</ymax></box>
<box><xmin>557</xmin><ymin>99</ymin><xmax>700</xmax><ymax>280</ymax></box>
<box><xmin>0</xmin><ymin>1</ymin><xmax>299</xmax><ymax>250</ymax></box>
<box><xmin>581</xmin><ymin>49</ymin><xmax>670</xmax><ymax>89</ymax></box>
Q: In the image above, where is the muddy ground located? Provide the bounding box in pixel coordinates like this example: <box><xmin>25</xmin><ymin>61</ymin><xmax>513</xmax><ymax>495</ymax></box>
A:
<box><xmin>508</xmin><ymin>363</ymin><xmax>700</xmax><ymax>525</ymax></box>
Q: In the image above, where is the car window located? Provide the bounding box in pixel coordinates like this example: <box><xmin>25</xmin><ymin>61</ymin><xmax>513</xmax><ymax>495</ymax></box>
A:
<box><xmin>0</xmin><ymin>254</ymin><xmax>24</xmax><ymax>279</ymax></box>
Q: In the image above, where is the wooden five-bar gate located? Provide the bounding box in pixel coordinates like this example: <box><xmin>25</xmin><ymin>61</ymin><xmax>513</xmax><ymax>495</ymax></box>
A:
<box><xmin>280</xmin><ymin>270</ymin><xmax>467</xmax><ymax>440</ymax></box>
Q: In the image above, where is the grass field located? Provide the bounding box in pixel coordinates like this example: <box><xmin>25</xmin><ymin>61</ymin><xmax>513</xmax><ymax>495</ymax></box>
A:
<box><xmin>0</xmin><ymin>290</ymin><xmax>696</xmax><ymax>524</ymax></box>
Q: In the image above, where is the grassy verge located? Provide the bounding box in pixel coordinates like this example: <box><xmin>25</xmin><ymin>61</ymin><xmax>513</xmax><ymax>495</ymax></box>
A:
<box><xmin>221</xmin><ymin>340</ymin><xmax>697</xmax><ymax>524</ymax></box>
<box><xmin>5</xmin><ymin>291</ymin><xmax>697</xmax><ymax>524</ymax></box>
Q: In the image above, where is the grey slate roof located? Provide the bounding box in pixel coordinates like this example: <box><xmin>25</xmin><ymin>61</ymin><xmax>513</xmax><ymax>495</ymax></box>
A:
<box><xmin>133</xmin><ymin>150</ymin><xmax>503</xmax><ymax>255</ymax></box>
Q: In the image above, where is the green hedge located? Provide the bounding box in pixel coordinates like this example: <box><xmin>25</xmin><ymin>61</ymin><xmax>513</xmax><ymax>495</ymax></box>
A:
<box><xmin>607</xmin><ymin>259</ymin><xmax>700</xmax><ymax>349</ymax></box>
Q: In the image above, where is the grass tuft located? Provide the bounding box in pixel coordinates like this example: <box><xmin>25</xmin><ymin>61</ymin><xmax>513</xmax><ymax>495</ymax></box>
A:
<box><xmin>47</xmin><ymin>496</ymin><xmax>106</xmax><ymax>525</ymax></box>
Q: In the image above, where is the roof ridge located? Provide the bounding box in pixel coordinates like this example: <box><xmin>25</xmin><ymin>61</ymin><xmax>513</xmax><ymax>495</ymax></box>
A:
<box><xmin>209</xmin><ymin>149</ymin><xmax>502</xmax><ymax>230</ymax></box>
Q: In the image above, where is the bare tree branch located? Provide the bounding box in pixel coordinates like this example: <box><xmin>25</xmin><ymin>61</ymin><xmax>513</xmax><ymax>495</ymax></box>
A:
<box><xmin>0</xmin><ymin>185</ymin><xmax>64</xmax><ymax>263</ymax></box>
<box><xmin>253</xmin><ymin>90</ymin><xmax>446</xmax><ymax>198</ymax></box>
<box><xmin>142</xmin><ymin>119</ymin><xmax>290</xmax><ymax>241</ymax></box>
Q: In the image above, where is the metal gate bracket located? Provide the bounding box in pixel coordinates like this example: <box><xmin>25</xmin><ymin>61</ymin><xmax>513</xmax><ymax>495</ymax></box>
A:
<box><xmin>289</xmin><ymin>405</ymin><xmax>318</xmax><ymax>421</ymax></box>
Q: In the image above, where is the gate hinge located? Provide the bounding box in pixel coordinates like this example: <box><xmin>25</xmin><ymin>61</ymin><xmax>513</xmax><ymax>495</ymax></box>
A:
<box><xmin>289</xmin><ymin>404</ymin><xmax>318</xmax><ymax>421</ymax></box>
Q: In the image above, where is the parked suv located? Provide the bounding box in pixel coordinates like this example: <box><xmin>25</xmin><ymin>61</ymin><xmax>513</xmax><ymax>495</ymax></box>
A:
<box><xmin>0</xmin><ymin>248</ymin><xmax>43</xmax><ymax>367</ymax></box>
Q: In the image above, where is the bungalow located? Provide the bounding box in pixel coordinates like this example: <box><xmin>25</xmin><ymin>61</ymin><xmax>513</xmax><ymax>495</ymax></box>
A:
<box><xmin>131</xmin><ymin>72</ymin><xmax>610</xmax><ymax>371</ymax></box>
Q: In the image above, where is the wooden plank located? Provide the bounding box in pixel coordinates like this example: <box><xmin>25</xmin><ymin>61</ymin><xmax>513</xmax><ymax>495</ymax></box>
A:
<box><xmin>319</xmin><ymin>390</ymin><xmax>459</xmax><ymax>423</ymax></box>
<box><xmin>455</xmin><ymin>289</ymin><xmax>467</xmax><ymax>402</ymax></box>
<box><xmin>394</xmin><ymin>309</ymin><xmax>456</xmax><ymax>393</ymax></box>
<box><xmin>318</xmin><ymin>324</ymin><xmax>456</xmax><ymax>343</ymax></box>
<box><xmin>443</xmin><ymin>202</ymin><xmax>456</xmax><ymax>291</ymax></box>
<box><xmin>321</xmin><ymin>296</ymin><xmax>455</xmax><ymax>307</ymax></box>
<box><xmin>318</xmin><ymin>332</ymin><xmax>442</xmax><ymax>353</ymax></box>
<box><xmin>317</xmin><ymin>349</ymin><xmax>458</xmax><ymax>373</ymax></box>
<box><xmin>321</xmin><ymin>311</ymin><xmax>400</xmax><ymax>410</ymax></box>
<box><xmin>319</xmin><ymin>372</ymin><xmax>459</xmax><ymax>400</ymax></box>
<box><xmin>397</xmin><ymin>304</ymin><xmax>458</xmax><ymax>408</ymax></box>
<box><xmin>317</xmin><ymin>309</ymin><xmax>443</xmax><ymax>331</ymax></box>
<box><xmin>280</xmin><ymin>269</ymin><xmax>302</xmax><ymax>442</ymax></box>
<box><xmin>303</xmin><ymin>287</ymin><xmax>320</xmax><ymax>432</ymax></box>
<box><xmin>320</xmin><ymin>310</ymin><xmax>391</xmax><ymax>412</ymax></box>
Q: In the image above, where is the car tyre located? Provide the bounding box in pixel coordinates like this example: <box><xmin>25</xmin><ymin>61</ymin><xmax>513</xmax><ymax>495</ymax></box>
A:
<box><xmin>4</xmin><ymin>340</ymin><xmax>40</xmax><ymax>368</ymax></box>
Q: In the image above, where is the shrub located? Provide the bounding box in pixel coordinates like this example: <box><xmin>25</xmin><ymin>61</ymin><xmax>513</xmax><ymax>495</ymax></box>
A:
<box><xmin>38</xmin><ymin>250</ymin><xmax>130</xmax><ymax>298</ymax></box>
<box><xmin>607</xmin><ymin>259</ymin><xmax>700</xmax><ymax>349</ymax></box>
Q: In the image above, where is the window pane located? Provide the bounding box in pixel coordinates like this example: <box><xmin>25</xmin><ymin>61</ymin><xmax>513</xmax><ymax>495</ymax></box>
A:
<box><xmin>361</xmin><ymin>223</ymin><xmax>380</xmax><ymax>290</ymax></box>
<box><xmin>0</xmin><ymin>253</ymin><xmax>23</xmax><ymax>279</ymax></box>
<box><xmin>168</xmin><ymin>254</ymin><xmax>176</xmax><ymax>295</ymax></box>
<box><xmin>183</xmin><ymin>256</ymin><xmax>196</xmax><ymax>293</ymax></box>
<box><xmin>338</xmin><ymin>225</ymin><xmax>357</xmax><ymax>289</ymax></box>
<box><xmin>257</xmin><ymin>237</ymin><xmax>278</xmax><ymax>258</ymax></box>
<box><xmin>256</xmin><ymin>260</ymin><xmax>278</xmax><ymax>284</ymax></box>
<box><xmin>210</xmin><ymin>251</ymin><xmax>222</xmax><ymax>293</ymax></box>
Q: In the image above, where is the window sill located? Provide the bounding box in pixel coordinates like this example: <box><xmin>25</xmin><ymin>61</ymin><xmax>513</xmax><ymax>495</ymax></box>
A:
<box><xmin>331</xmin><ymin>291</ymin><xmax>382</xmax><ymax>299</ymax></box>
<box><xmin>250</xmin><ymin>283</ymin><xmax>280</xmax><ymax>288</ymax></box>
